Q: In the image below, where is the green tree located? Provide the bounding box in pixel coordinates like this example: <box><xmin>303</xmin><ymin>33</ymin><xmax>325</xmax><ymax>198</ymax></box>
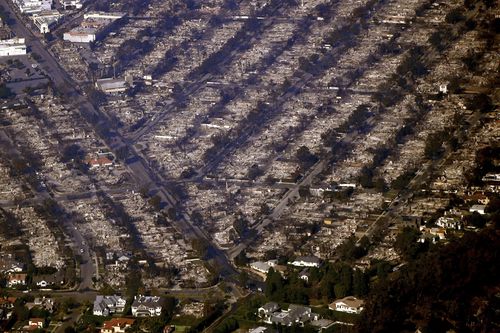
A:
<box><xmin>391</xmin><ymin>170</ymin><xmax>416</xmax><ymax>190</ymax></box>
<box><xmin>374</xmin><ymin>177</ymin><xmax>387</xmax><ymax>192</ymax></box>
<box><xmin>125</xmin><ymin>268</ymin><xmax>143</xmax><ymax>298</ymax></box>
<box><xmin>376</xmin><ymin>261</ymin><xmax>392</xmax><ymax>280</ymax></box>
<box><xmin>148</xmin><ymin>195</ymin><xmax>162</xmax><ymax>211</ymax></box>
<box><xmin>333</xmin><ymin>265</ymin><xmax>353</xmax><ymax>298</ymax></box>
<box><xmin>394</xmin><ymin>227</ymin><xmax>423</xmax><ymax>260</ymax></box>
<box><xmin>445</xmin><ymin>8</ymin><xmax>465</xmax><ymax>24</ymax></box>
<box><xmin>467</xmin><ymin>93</ymin><xmax>493</xmax><ymax>113</ymax></box>
<box><xmin>191</xmin><ymin>238</ymin><xmax>209</xmax><ymax>259</ymax></box>
<box><xmin>234</xmin><ymin>251</ymin><xmax>249</xmax><ymax>266</ymax></box>
<box><xmin>214</xmin><ymin>317</ymin><xmax>239</xmax><ymax>333</ymax></box>
<box><xmin>425</xmin><ymin>132</ymin><xmax>446</xmax><ymax>160</ymax></box>
<box><xmin>233</xmin><ymin>216</ymin><xmax>248</xmax><ymax>236</ymax></box>
<box><xmin>239</xmin><ymin>271</ymin><xmax>249</xmax><ymax>286</ymax></box>
<box><xmin>353</xmin><ymin>269</ymin><xmax>369</xmax><ymax>297</ymax></box>
<box><xmin>265</xmin><ymin>268</ymin><xmax>284</xmax><ymax>300</ymax></box>
<box><xmin>358</xmin><ymin>228</ymin><xmax>500</xmax><ymax>333</ymax></box>
<box><xmin>14</xmin><ymin>303</ymin><xmax>29</xmax><ymax>321</ymax></box>
<box><xmin>340</xmin><ymin>265</ymin><xmax>353</xmax><ymax>293</ymax></box>
<box><xmin>358</xmin><ymin>166</ymin><xmax>374</xmax><ymax>188</ymax></box>
<box><xmin>259</xmin><ymin>203</ymin><xmax>271</xmax><ymax>215</ymax></box>
<box><xmin>428</xmin><ymin>30</ymin><xmax>447</xmax><ymax>51</ymax></box>
<box><xmin>334</xmin><ymin>283</ymin><xmax>349</xmax><ymax>299</ymax></box>
<box><xmin>247</xmin><ymin>164</ymin><xmax>264</xmax><ymax>180</ymax></box>
<box><xmin>298</xmin><ymin>185</ymin><xmax>311</xmax><ymax>198</ymax></box>
<box><xmin>466</xmin><ymin>212</ymin><xmax>486</xmax><ymax>228</ymax></box>
<box><xmin>296</xmin><ymin>146</ymin><xmax>318</xmax><ymax>170</ymax></box>
<box><xmin>61</xmin><ymin>144</ymin><xmax>85</xmax><ymax>163</ymax></box>
<box><xmin>0</xmin><ymin>83</ymin><xmax>13</xmax><ymax>99</ymax></box>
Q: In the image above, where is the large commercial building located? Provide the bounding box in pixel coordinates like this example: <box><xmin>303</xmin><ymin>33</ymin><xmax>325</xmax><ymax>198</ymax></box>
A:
<box><xmin>63</xmin><ymin>11</ymin><xmax>125</xmax><ymax>43</ymax></box>
<box><xmin>13</xmin><ymin>0</ymin><xmax>52</xmax><ymax>14</ymax></box>
<box><xmin>32</xmin><ymin>11</ymin><xmax>62</xmax><ymax>33</ymax></box>
<box><xmin>95</xmin><ymin>77</ymin><xmax>130</xmax><ymax>94</ymax></box>
<box><xmin>0</xmin><ymin>38</ymin><xmax>27</xmax><ymax>56</ymax></box>
<box><xmin>62</xmin><ymin>0</ymin><xmax>83</xmax><ymax>9</ymax></box>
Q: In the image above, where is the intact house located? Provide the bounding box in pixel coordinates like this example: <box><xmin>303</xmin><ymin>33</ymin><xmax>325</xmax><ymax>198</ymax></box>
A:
<box><xmin>329</xmin><ymin>296</ymin><xmax>365</xmax><ymax>314</ymax></box>
<box><xmin>259</xmin><ymin>303</ymin><xmax>319</xmax><ymax>327</ymax></box>
<box><xmin>469</xmin><ymin>204</ymin><xmax>486</xmax><ymax>215</ymax></box>
<box><xmin>131</xmin><ymin>295</ymin><xmax>163</xmax><ymax>317</ymax></box>
<box><xmin>86</xmin><ymin>156</ymin><xmax>114</xmax><ymax>169</ymax></box>
<box><xmin>0</xmin><ymin>254</ymin><xmax>24</xmax><ymax>274</ymax></box>
<box><xmin>28</xmin><ymin>318</ymin><xmax>45</xmax><ymax>329</ymax></box>
<box><xmin>6</xmin><ymin>273</ymin><xmax>27</xmax><ymax>287</ymax></box>
<box><xmin>93</xmin><ymin>295</ymin><xmax>126</xmax><ymax>316</ymax></box>
<box><xmin>0</xmin><ymin>297</ymin><xmax>16</xmax><ymax>320</ymax></box>
<box><xmin>32</xmin><ymin>270</ymin><xmax>65</xmax><ymax>288</ymax></box>
<box><xmin>299</xmin><ymin>268</ymin><xmax>310</xmax><ymax>283</ymax></box>
<box><xmin>288</xmin><ymin>256</ymin><xmax>321</xmax><ymax>268</ymax></box>
<box><xmin>0</xmin><ymin>297</ymin><xmax>16</xmax><ymax>329</ymax></box>
<box><xmin>101</xmin><ymin>318</ymin><xmax>135</xmax><ymax>333</ymax></box>
<box><xmin>250</xmin><ymin>260</ymin><xmax>277</xmax><ymax>274</ymax></box>
<box><xmin>249</xmin><ymin>260</ymin><xmax>286</xmax><ymax>278</ymax></box>
<box><xmin>419</xmin><ymin>226</ymin><xmax>446</xmax><ymax>242</ymax></box>
<box><xmin>436</xmin><ymin>217</ymin><xmax>462</xmax><ymax>230</ymax></box>
<box><xmin>310</xmin><ymin>318</ymin><xmax>335</xmax><ymax>331</ymax></box>
<box><xmin>258</xmin><ymin>302</ymin><xmax>280</xmax><ymax>318</ymax></box>
<box><xmin>0</xmin><ymin>297</ymin><xmax>16</xmax><ymax>310</ymax></box>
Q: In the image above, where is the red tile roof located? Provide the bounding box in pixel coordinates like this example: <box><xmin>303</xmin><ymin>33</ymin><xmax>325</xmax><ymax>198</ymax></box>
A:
<box><xmin>102</xmin><ymin>318</ymin><xmax>135</xmax><ymax>329</ymax></box>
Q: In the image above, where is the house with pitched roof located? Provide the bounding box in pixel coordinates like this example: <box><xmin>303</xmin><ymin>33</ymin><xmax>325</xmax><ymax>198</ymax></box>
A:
<box><xmin>258</xmin><ymin>302</ymin><xmax>280</xmax><ymax>319</ymax></box>
<box><xmin>93</xmin><ymin>295</ymin><xmax>126</xmax><ymax>316</ymax></box>
<box><xmin>131</xmin><ymin>295</ymin><xmax>163</xmax><ymax>317</ymax></box>
<box><xmin>288</xmin><ymin>256</ymin><xmax>321</xmax><ymax>268</ymax></box>
<box><xmin>7</xmin><ymin>273</ymin><xmax>27</xmax><ymax>287</ymax></box>
<box><xmin>260</xmin><ymin>303</ymin><xmax>319</xmax><ymax>327</ymax></box>
<box><xmin>100</xmin><ymin>318</ymin><xmax>135</xmax><ymax>333</ymax></box>
<box><xmin>28</xmin><ymin>318</ymin><xmax>45</xmax><ymax>329</ymax></box>
<box><xmin>329</xmin><ymin>296</ymin><xmax>365</xmax><ymax>314</ymax></box>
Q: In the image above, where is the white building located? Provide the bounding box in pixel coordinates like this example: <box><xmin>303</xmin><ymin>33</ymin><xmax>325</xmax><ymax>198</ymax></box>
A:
<box><xmin>62</xmin><ymin>0</ymin><xmax>83</xmax><ymax>9</ymax></box>
<box><xmin>13</xmin><ymin>0</ymin><xmax>52</xmax><ymax>14</ymax></box>
<box><xmin>469</xmin><ymin>204</ymin><xmax>486</xmax><ymax>215</ymax></box>
<box><xmin>288</xmin><ymin>256</ymin><xmax>321</xmax><ymax>268</ymax></box>
<box><xmin>258</xmin><ymin>302</ymin><xmax>280</xmax><ymax>319</ymax></box>
<box><xmin>28</xmin><ymin>318</ymin><xmax>44</xmax><ymax>328</ymax></box>
<box><xmin>329</xmin><ymin>296</ymin><xmax>365</xmax><ymax>314</ymax></box>
<box><xmin>0</xmin><ymin>38</ymin><xmax>27</xmax><ymax>57</ymax></box>
<box><xmin>7</xmin><ymin>273</ymin><xmax>27</xmax><ymax>287</ymax></box>
<box><xmin>265</xmin><ymin>304</ymin><xmax>318</xmax><ymax>327</ymax></box>
<box><xmin>436</xmin><ymin>216</ymin><xmax>462</xmax><ymax>230</ymax></box>
<box><xmin>63</xmin><ymin>11</ymin><xmax>124</xmax><ymax>43</ymax></box>
<box><xmin>131</xmin><ymin>295</ymin><xmax>163</xmax><ymax>317</ymax></box>
<box><xmin>482</xmin><ymin>173</ymin><xmax>500</xmax><ymax>183</ymax></box>
<box><xmin>249</xmin><ymin>260</ymin><xmax>277</xmax><ymax>275</ymax></box>
<box><xmin>32</xmin><ymin>11</ymin><xmax>62</xmax><ymax>33</ymax></box>
<box><xmin>249</xmin><ymin>327</ymin><xmax>270</xmax><ymax>333</ymax></box>
<box><xmin>63</xmin><ymin>28</ymin><xmax>95</xmax><ymax>43</ymax></box>
<box><xmin>95</xmin><ymin>78</ymin><xmax>128</xmax><ymax>93</ymax></box>
<box><xmin>83</xmin><ymin>11</ymin><xmax>124</xmax><ymax>20</ymax></box>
